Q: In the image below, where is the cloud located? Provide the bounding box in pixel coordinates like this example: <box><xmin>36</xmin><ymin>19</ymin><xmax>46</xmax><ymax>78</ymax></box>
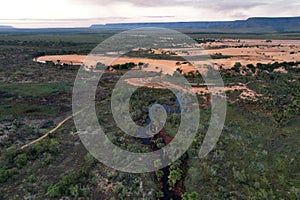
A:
<box><xmin>71</xmin><ymin>0</ymin><xmax>175</xmax><ymax>7</ymax></box>
<box><xmin>68</xmin><ymin>0</ymin><xmax>286</xmax><ymax>20</ymax></box>
<box><xmin>230</xmin><ymin>12</ymin><xmax>249</xmax><ymax>19</ymax></box>
<box><xmin>3</xmin><ymin>0</ymin><xmax>300</xmax><ymax>28</ymax></box>
<box><xmin>210</xmin><ymin>1</ymin><xmax>267</xmax><ymax>10</ymax></box>
<box><xmin>71</xmin><ymin>0</ymin><xmax>267</xmax><ymax>9</ymax></box>
<box><xmin>70</xmin><ymin>0</ymin><xmax>300</xmax><ymax>18</ymax></box>
<box><xmin>144</xmin><ymin>16</ymin><xmax>175</xmax><ymax>19</ymax></box>
<box><xmin>2</xmin><ymin>18</ymin><xmax>129</xmax><ymax>21</ymax></box>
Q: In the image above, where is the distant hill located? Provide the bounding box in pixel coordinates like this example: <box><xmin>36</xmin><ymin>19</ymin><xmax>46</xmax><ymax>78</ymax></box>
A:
<box><xmin>1</xmin><ymin>17</ymin><xmax>300</xmax><ymax>33</ymax></box>
<box><xmin>227</xmin><ymin>17</ymin><xmax>300</xmax><ymax>32</ymax></box>
<box><xmin>90</xmin><ymin>17</ymin><xmax>300</xmax><ymax>33</ymax></box>
<box><xmin>0</xmin><ymin>25</ymin><xmax>15</xmax><ymax>30</ymax></box>
<box><xmin>90</xmin><ymin>21</ymin><xmax>233</xmax><ymax>29</ymax></box>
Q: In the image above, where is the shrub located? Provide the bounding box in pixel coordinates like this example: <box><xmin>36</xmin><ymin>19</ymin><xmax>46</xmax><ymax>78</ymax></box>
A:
<box><xmin>233</xmin><ymin>62</ymin><xmax>242</xmax><ymax>72</ymax></box>
<box><xmin>49</xmin><ymin>139</ymin><xmax>59</xmax><ymax>154</ymax></box>
<box><xmin>69</xmin><ymin>184</ymin><xmax>79</xmax><ymax>198</ymax></box>
<box><xmin>0</xmin><ymin>167</ymin><xmax>18</xmax><ymax>183</ymax></box>
<box><xmin>95</xmin><ymin>62</ymin><xmax>106</xmax><ymax>70</ymax></box>
<box><xmin>81</xmin><ymin>186</ymin><xmax>89</xmax><ymax>197</ymax></box>
<box><xmin>232</xmin><ymin>167</ymin><xmax>247</xmax><ymax>183</ymax></box>
<box><xmin>113</xmin><ymin>184</ymin><xmax>127</xmax><ymax>199</ymax></box>
<box><xmin>47</xmin><ymin>184</ymin><xmax>61</xmax><ymax>198</ymax></box>
<box><xmin>14</xmin><ymin>154</ymin><xmax>28</xmax><ymax>168</ymax></box>
<box><xmin>84</xmin><ymin>153</ymin><xmax>97</xmax><ymax>166</ymax></box>
<box><xmin>182</xmin><ymin>192</ymin><xmax>200</xmax><ymax>200</ymax></box>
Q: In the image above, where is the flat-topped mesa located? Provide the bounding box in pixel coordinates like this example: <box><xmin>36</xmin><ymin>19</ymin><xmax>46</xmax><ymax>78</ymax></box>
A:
<box><xmin>90</xmin><ymin>17</ymin><xmax>300</xmax><ymax>32</ymax></box>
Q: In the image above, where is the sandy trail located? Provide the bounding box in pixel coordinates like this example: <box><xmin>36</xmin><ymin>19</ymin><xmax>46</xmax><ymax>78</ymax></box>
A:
<box><xmin>20</xmin><ymin>106</ymin><xmax>89</xmax><ymax>150</ymax></box>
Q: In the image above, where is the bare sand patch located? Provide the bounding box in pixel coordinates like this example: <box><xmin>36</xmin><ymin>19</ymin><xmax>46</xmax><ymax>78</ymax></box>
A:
<box><xmin>126</xmin><ymin>77</ymin><xmax>262</xmax><ymax>101</ymax></box>
<box><xmin>199</xmin><ymin>39</ymin><xmax>300</xmax><ymax>69</ymax></box>
<box><xmin>35</xmin><ymin>54</ymin><xmax>86</xmax><ymax>65</ymax></box>
<box><xmin>35</xmin><ymin>54</ymin><xmax>201</xmax><ymax>75</ymax></box>
<box><xmin>35</xmin><ymin>39</ymin><xmax>300</xmax><ymax>72</ymax></box>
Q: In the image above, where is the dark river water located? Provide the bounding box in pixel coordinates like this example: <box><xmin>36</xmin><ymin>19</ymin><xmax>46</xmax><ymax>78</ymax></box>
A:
<box><xmin>138</xmin><ymin>98</ymin><xmax>182</xmax><ymax>200</ymax></box>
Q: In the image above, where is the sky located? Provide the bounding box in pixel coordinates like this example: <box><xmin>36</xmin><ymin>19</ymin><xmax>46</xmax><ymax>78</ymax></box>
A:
<box><xmin>0</xmin><ymin>0</ymin><xmax>299</xmax><ymax>28</ymax></box>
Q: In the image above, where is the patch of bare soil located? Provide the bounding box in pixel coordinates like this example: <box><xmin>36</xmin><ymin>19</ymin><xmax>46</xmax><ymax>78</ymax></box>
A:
<box><xmin>35</xmin><ymin>54</ymin><xmax>199</xmax><ymax>75</ymax></box>
<box><xmin>35</xmin><ymin>54</ymin><xmax>86</xmax><ymax>65</ymax></box>
<box><xmin>35</xmin><ymin>39</ymin><xmax>300</xmax><ymax>72</ymax></box>
<box><xmin>126</xmin><ymin>78</ymin><xmax>262</xmax><ymax>101</ymax></box>
<box><xmin>200</xmin><ymin>39</ymin><xmax>300</xmax><ymax>69</ymax></box>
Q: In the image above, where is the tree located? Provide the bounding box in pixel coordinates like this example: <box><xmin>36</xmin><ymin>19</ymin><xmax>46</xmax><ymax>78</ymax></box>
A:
<box><xmin>186</xmin><ymin>167</ymin><xmax>203</xmax><ymax>185</ymax></box>
<box><xmin>96</xmin><ymin>62</ymin><xmax>106</xmax><ymax>70</ymax></box>
<box><xmin>113</xmin><ymin>184</ymin><xmax>127</xmax><ymax>199</ymax></box>
<box><xmin>154</xmin><ymin>159</ymin><xmax>162</xmax><ymax>169</ymax></box>
<box><xmin>138</xmin><ymin>62</ymin><xmax>144</xmax><ymax>70</ymax></box>
<box><xmin>168</xmin><ymin>169</ymin><xmax>182</xmax><ymax>188</ymax></box>
<box><xmin>176</xmin><ymin>68</ymin><xmax>183</xmax><ymax>74</ymax></box>
<box><xmin>49</xmin><ymin>139</ymin><xmax>59</xmax><ymax>154</ymax></box>
<box><xmin>188</xmin><ymin>71</ymin><xmax>195</xmax><ymax>78</ymax></box>
<box><xmin>69</xmin><ymin>184</ymin><xmax>79</xmax><ymax>198</ymax></box>
<box><xmin>246</xmin><ymin>64</ymin><xmax>255</xmax><ymax>73</ymax></box>
<box><xmin>84</xmin><ymin>153</ymin><xmax>97</xmax><ymax>166</ymax></box>
<box><xmin>182</xmin><ymin>192</ymin><xmax>200</xmax><ymax>200</ymax></box>
<box><xmin>155</xmin><ymin>170</ymin><xmax>164</xmax><ymax>180</ymax></box>
<box><xmin>14</xmin><ymin>154</ymin><xmax>27</xmax><ymax>168</ymax></box>
<box><xmin>156</xmin><ymin>191</ymin><xmax>164</xmax><ymax>198</ymax></box>
<box><xmin>233</xmin><ymin>62</ymin><xmax>242</xmax><ymax>72</ymax></box>
<box><xmin>47</xmin><ymin>184</ymin><xmax>61</xmax><ymax>198</ymax></box>
<box><xmin>0</xmin><ymin>168</ymin><xmax>18</xmax><ymax>183</ymax></box>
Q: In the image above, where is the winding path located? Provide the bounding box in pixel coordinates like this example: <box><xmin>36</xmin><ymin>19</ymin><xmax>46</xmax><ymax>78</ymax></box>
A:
<box><xmin>20</xmin><ymin>107</ymin><xmax>89</xmax><ymax>150</ymax></box>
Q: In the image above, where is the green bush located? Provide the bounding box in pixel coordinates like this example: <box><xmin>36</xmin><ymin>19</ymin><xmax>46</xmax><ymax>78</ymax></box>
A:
<box><xmin>84</xmin><ymin>153</ymin><xmax>97</xmax><ymax>166</ymax></box>
<box><xmin>14</xmin><ymin>154</ymin><xmax>28</xmax><ymax>168</ymax></box>
<box><xmin>41</xmin><ymin>152</ymin><xmax>52</xmax><ymax>166</ymax></box>
<box><xmin>0</xmin><ymin>167</ymin><xmax>18</xmax><ymax>183</ymax></box>
<box><xmin>111</xmin><ymin>62</ymin><xmax>136</xmax><ymax>70</ymax></box>
<box><xmin>47</xmin><ymin>184</ymin><xmax>61</xmax><ymax>198</ymax></box>
<box><xmin>80</xmin><ymin>186</ymin><xmax>89</xmax><ymax>197</ymax></box>
<box><xmin>48</xmin><ymin>139</ymin><xmax>59</xmax><ymax>154</ymax></box>
<box><xmin>69</xmin><ymin>184</ymin><xmax>79</xmax><ymax>198</ymax></box>
<box><xmin>113</xmin><ymin>184</ymin><xmax>127</xmax><ymax>199</ymax></box>
<box><xmin>168</xmin><ymin>169</ymin><xmax>182</xmax><ymax>188</ymax></box>
<box><xmin>182</xmin><ymin>192</ymin><xmax>200</xmax><ymax>200</ymax></box>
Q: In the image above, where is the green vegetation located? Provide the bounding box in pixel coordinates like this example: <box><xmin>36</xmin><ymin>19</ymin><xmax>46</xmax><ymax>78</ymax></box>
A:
<box><xmin>111</xmin><ymin>62</ymin><xmax>137</xmax><ymax>70</ymax></box>
<box><xmin>210</xmin><ymin>53</ymin><xmax>232</xmax><ymax>59</ymax></box>
<box><xmin>125</xmin><ymin>49</ymin><xmax>185</xmax><ymax>61</ymax></box>
<box><xmin>0</xmin><ymin>103</ymin><xmax>62</xmax><ymax>121</ymax></box>
<box><xmin>0</xmin><ymin>82</ymin><xmax>71</xmax><ymax>98</ymax></box>
<box><xmin>222</xmin><ymin>61</ymin><xmax>300</xmax><ymax>125</ymax></box>
<box><xmin>195</xmin><ymin>38</ymin><xmax>216</xmax><ymax>44</ymax></box>
<box><xmin>184</xmin><ymin>106</ymin><xmax>300</xmax><ymax>199</ymax></box>
<box><xmin>0</xmin><ymin>82</ymin><xmax>72</xmax><ymax>121</ymax></box>
<box><xmin>182</xmin><ymin>192</ymin><xmax>200</xmax><ymax>200</ymax></box>
<box><xmin>47</xmin><ymin>168</ymin><xmax>93</xmax><ymax>198</ymax></box>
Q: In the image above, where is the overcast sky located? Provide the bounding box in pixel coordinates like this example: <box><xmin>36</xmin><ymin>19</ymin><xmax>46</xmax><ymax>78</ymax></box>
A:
<box><xmin>1</xmin><ymin>0</ymin><xmax>299</xmax><ymax>28</ymax></box>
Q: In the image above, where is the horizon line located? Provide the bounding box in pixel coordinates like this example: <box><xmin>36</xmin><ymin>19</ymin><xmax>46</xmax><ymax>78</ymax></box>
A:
<box><xmin>1</xmin><ymin>16</ymin><xmax>300</xmax><ymax>29</ymax></box>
